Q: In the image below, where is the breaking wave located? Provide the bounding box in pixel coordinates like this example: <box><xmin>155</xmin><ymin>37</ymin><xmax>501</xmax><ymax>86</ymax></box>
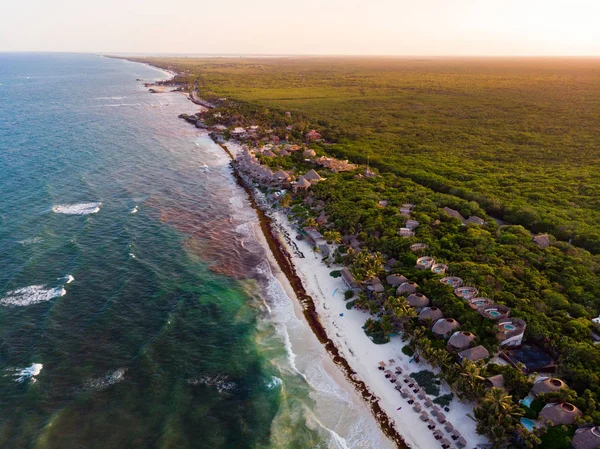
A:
<box><xmin>18</xmin><ymin>236</ymin><xmax>43</xmax><ymax>245</ymax></box>
<box><xmin>187</xmin><ymin>374</ymin><xmax>237</xmax><ymax>394</ymax></box>
<box><xmin>130</xmin><ymin>205</ymin><xmax>138</xmax><ymax>214</ymax></box>
<box><xmin>9</xmin><ymin>363</ymin><xmax>43</xmax><ymax>383</ymax></box>
<box><xmin>84</xmin><ymin>368</ymin><xmax>126</xmax><ymax>390</ymax></box>
<box><xmin>1</xmin><ymin>275</ymin><xmax>73</xmax><ymax>307</ymax></box>
<box><xmin>52</xmin><ymin>202</ymin><xmax>102</xmax><ymax>215</ymax></box>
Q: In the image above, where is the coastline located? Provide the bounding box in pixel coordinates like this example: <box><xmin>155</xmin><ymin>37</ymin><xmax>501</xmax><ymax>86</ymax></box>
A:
<box><xmin>129</xmin><ymin>58</ymin><xmax>486</xmax><ymax>448</ymax></box>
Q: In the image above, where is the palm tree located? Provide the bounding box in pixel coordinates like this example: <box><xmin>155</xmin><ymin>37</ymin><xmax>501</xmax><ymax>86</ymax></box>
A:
<box><xmin>457</xmin><ymin>359</ymin><xmax>486</xmax><ymax>400</ymax></box>
<box><xmin>480</xmin><ymin>388</ymin><xmax>523</xmax><ymax>419</ymax></box>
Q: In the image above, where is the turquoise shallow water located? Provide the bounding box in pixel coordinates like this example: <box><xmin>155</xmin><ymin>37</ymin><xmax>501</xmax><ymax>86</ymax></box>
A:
<box><xmin>0</xmin><ymin>54</ymin><xmax>394</xmax><ymax>449</ymax></box>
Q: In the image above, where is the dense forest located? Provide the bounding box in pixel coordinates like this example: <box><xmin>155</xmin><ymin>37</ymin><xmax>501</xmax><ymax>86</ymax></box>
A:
<box><xmin>129</xmin><ymin>56</ymin><xmax>600</xmax><ymax>447</ymax></box>
<box><xmin>133</xmin><ymin>56</ymin><xmax>600</xmax><ymax>253</ymax></box>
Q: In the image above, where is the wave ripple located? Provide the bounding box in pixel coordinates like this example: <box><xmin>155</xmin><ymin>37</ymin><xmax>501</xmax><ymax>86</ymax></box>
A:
<box><xmin>52</xmin><ymin>202</ymin><xmax>102</xmax><ymax>215</ymax></box>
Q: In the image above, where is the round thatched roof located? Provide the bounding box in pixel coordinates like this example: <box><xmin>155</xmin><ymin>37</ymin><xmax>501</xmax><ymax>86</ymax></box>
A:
<box><xmin>531</xmin><ymin>378</ymin><xmax>569</xmax><ymax>397</ymax></box>
<box><xmin>432</xmin><ymin>318</ymin><xmax>459</xmax><ymax>337</ymax></box>
<box><xmin>406</xmin><ymin>292</ymin><xmax>429</xmax><ymax>308</ymax></box>
<box><xmin>386</xmin><ymin>274</ymin><xmax>408</xmax><ymax>286</ymax></box>
<box><xmin>448</xmin><ymin>331</ymin><xmax>476</xmax><ymax>350</ymax></box>
<box><xmin>572</xmin><ymin>426</ymin><xmax>600</xmax><ymax>449</ymax></box>
<box><xmin>304</xmin><ymin>169</ymin><xmax>322</xmax><ymax>181</ymax></box>
<box><xmin>419</xmin><ymin>307</ymin><xmax>444</xmax><ymax>324</ymax></box>
<box><xmin>539</xmin><ymin>402</ymin><xmax>582</xmax><ymax>426</ymax></box>
<box><xmin>397</xmin><ymin>282</ymin><xmax>419</xmax><ymax>295</ymax></box>
<box><xmin>303</xmin><ymin>149</ymin><xmax>317</xmax><ymax>158</ymax></box>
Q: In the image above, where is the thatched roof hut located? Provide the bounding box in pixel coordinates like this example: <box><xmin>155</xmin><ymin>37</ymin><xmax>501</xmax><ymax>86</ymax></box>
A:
<box><xmin>303</xmin><ymin>149</ymin><xmax>317</xmax><ymax>158</ymax></box>
<box><xmin>279</xmin><ymin>149</ymin><xmax>290</xmax><ymax>157</ymax></box>
<box><xmin>432</xmin><ymin>318</ymin><xmax>459</xmax><ymax>338</ymax></box>
<box><xmin>406</xmin><ymin>292</ymin><xmax>429</xmax><ymax>308</ymax></box>
<box><xmin>448</xmin><ymin>331</ymin><xmax>476</xmax><ymax>351</ymax></box>
<box><xmin>572</xmin><ymin>426</ymin><xmax>600</xmax><ymax>449</ymax></box>
<box><xmin>533</xmin><ymin>234</ymin><xmax>551</xmax><ymax>249</ymax></box>
<box><xmin>458</xmin><ymin>345</ymin><xmax>490</xmax><ymax>362</ymax></box>
<box><xmin>531</xmin><ymin>378</ymin><xmax>569</xmax><ymax>397</ymax></box>
<box><xmin>419</xmin><ymin>307</ymin><xmax>444</xmax><ymax>324</ymax></box>
<box><xmin>304</xmin><ymin>169</ymin><xmax>323</xmax><ymax>182</ymax></box>
<box><xmin>455</xmin><ymin>286</ymin><xmax>479</xmax><ymax>300</ymax></box>
<box><xmin>485</xmin><ymin>374</ymin><xmax>505</xmax><ymax>390</ymax></box>
<box><xmin>397</xmin><ymin>282</ymin><xmax>419</xmax><ymax>295</ymax></box>
<box><xmin>410</xmin><ymin>243</ymin><xmax>428</xmax><ymax>252</ymax></box>
<box><xmin>273</xmin><ymin>170</ymin><xmax>291</xmax><ymax>181</ymax></box>
<box><xmin>263</xmin><ymin>150</ymin><xmax>276</xmax><ymax>157</ymax></box>
<box><xmin>440</xmin><ymin>277</ymin><xmax>463</xmax><ymax>288</ymax></box>
<box><xmin>295</xmin><ymin>176</ymin><xmax>311</xmax><ymax>190</ymax></box>
<box><xmin>386</xmin><ymin>274</ymin><xmax>408</xmax><ymax>286</ymax></box>
<box><xmin>539</xmin><ymin>402</ymin><xmax>582</xmax><ymax>426</ymax></box>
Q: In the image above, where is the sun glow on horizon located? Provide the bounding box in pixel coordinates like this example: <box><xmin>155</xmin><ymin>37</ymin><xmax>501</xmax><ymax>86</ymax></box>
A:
<box><xmin>0</xmin><ymin>0</ymin><xmax>599</xmax><ymax>55</ymax></box>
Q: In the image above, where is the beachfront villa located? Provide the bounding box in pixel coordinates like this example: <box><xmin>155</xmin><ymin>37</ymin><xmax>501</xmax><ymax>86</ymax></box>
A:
<box><xmin>432</xmin><ymin>318</ymin><xmax>460</xmax><ymax>339</ymax></box>
<box><xmin>406</xmin><ymin>292</ymin><xmax>429</xmax><ymax>309</ymax></box>
<box><xmin>539</xmin><ymin>402</ymin><xmax>582</xmax><ymax>426</ymax></box>
<box><xmin>572</xmin><ymin>426</ymin><xmax>600</xmax><ymax>449</ymax></box>
<box><xmin>303</xmin><ymin>169</ymin><xmax>323</xmax><ymax>182</ymax></box>
<box><xmin>440</xmin><ymin>277</ymin><xmax>463</xmax><ymax>288</ymax></box>
<box><xmin>416</xmin><ymin>256</ymin><xmax>435</xmax><ymax>270</ymax></box>
<box><xmin>398</xmin><ymin>227</ymin><xmax>414</xmax><ymax>237</ymax></box>
<box><xmin>496</xmin><ymin>318</ymin><xmax>527</xmax><ymax>347</ymax></box>
<box><xmin>294</xmin><ymin>176</ymin><xmax>311</xmax><ymax>191</ymax></box>
<box><xmin>458</xmin><ymin>345</ymin><xmax>490</xmax><ymax>362</ymax></box>
<box><xmin>230</xmin><ymin>127</ymin><xmax>247</xmax><ymax>138</ymax></box>
<box><xmin>478</xmin><ymin>304</ymin><xmax>511</xmax><ymax>320</ymax></box>
<box><xmin>431</xmin><ymin>263</ymin><xmax>448</xmax><ymax>275</ymax></box>
<box><xmin>386</xmin><ymin>274</ymin><xmax>408</xmax><ymax>286</ymax></box>
<box><xmin>468</xmin><ymin>297</ymin><xmax>494</xmax><ymax>310</ymax></box>
<box><xmin>405</xmin><ymin>219</ymin><xmax>420</xmax><ymax>229</ymax></box>
<box><xmin>448</xmin><ymin>331</ymin><xmax>476</xmax><ymax>351</ymax></box>
<box><xmin>418</xmin><ymin>307</ymin><xmax>444</xmax><ymax>325</ymax></box>
<box><xmin>341</xmin><ymin>267</ymin><xmax>359</xmax><ymax>290</ymax></box>
<box><xmin>455</xmin><ymin>286</ymin><xmax>479</xmax><ymax>300</ymax></box>
<box><xmin>531</xmin><ymin>378</ymin><xmax>569</xmax><ymax>397</ymax></box>
<box><xmin>410</xmin><ymin>243</ymin><xmax>428</xmax><ymax>252</ymax></box>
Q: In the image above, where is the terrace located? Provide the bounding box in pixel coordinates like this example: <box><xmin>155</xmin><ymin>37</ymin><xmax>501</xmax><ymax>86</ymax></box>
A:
<box><xmin>410</xmin><ymin>243</ymin><xmax>429</xmax><ymax>252</ymax></box>
<box><xmin>440</xmin><ymin>277</ymin><xmax>463</xmax><ymax>288</ymax></box>
<box><xmin>478</xmin><ymin>304</ymin><xmax>510</xmax><ymax>320</ymax></box>
<box><xmin>502</xmin><ymin>345</ymin><xmax>555</xmax><ymax>373</ymax></box>
<box><xmin>468</xmin><ymin>297</ymin><xmax>494</xmax><ymax>310</ymax></box>
<box><xmin>496</xmin><ymin>318</ymin><xmax>526</xmax><ymax>347</ymax></box>
<box><xmin>431</xmin><ymin>263</ymin><xmax>448</xmax><ymax>275</ymax></box>
<box><xmin>454</xmin><ymin>286</ymin><xmax>478</xmax><ymax>300</ymax></box>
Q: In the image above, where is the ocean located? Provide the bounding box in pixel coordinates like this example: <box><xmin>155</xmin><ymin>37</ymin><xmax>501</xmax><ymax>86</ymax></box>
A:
<box><xmin>0</xmin><ymin>53</ymin><xmax>393</xmax><ymax>449</ymax></box>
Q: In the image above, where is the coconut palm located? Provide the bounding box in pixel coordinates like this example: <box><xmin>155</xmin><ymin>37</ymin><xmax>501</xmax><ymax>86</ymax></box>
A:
<box><xmin>480</xmin><ymin>388</ymin><xmax>523</xmax><ymax>419</ymax></box>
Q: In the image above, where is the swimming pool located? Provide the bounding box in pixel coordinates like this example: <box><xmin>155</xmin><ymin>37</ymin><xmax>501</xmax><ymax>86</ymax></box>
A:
<box><xmin>520</xmin><ymin>417</ymin><xmax>536</xmax><ymax>432</ymax></box>
<box><xmin>520</xmin><ymin>396</ymin><xmax>533</xmax><ymax>408</ymax></box>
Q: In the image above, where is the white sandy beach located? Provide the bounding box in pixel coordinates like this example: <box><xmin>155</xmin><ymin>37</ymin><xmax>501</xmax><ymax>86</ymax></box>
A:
<box><xmin>221</xmin><ymin>137</ymin><xmax>488</xmax><ymax>449</ymax></box>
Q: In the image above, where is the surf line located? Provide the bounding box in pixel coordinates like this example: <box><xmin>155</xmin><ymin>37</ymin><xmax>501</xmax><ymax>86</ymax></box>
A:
<box><xmin>215</xmin><ymin>140</ymin><xmax>409</xmax><ymax>449</ymax></box>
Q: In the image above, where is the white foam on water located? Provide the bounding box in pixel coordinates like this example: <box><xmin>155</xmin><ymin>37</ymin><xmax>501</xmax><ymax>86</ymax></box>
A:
<box><xmin>187</xmin><ymin>374</ymin><xmax>237</xmax><ymax>394</ymax></box>
<box><xmin>129</xmin><ymin>253</ymin><xmax>136</xmax><ymax>259</ymax></box>
<box><xmin>266</xmin><ymin>376</ymin><xmax>283</xmax><ymax>390</ymax></box>
<box><xmin>18</xmin><ymin>236</ymin><xmax>43</xmax><ymax>245</ymax></box>
<box><xmin>64</xmin><ymin>275</ymin><xmax>75</xmax><ymax>284</ymax></box>
<box><xmin>0</xmin><ymin>285</ymin><xmax>65</xmax><ymax>307</ymax></box>
<box><xmin>130</xmin><ymin>205</ymin><xmax>138</xmax><ymax>214</ymax></box>
<box><xmin>84</xmin><ymin>368</ymin><xmax>126</xmax><ymax>390</ymax></box>
<box><xmin>52</xmin><ymin>202</ymin><xmax>102</xmax><ymax>215</ymax></box>
<box><xmin>10</xmin><ymin>363</ymin><xmax>43</xmax><ymax>383</ymax></box>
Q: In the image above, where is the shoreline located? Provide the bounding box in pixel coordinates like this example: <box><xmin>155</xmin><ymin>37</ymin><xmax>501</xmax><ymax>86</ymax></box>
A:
<box><xmin>131</xmin><ymin>58</ymin><xmax>486</xmax><ymax>448</ymax></box>
<box><xmin>216</xmin><ymin>141</ymin><xmax>410</xmax><ymax>449</ymax></box>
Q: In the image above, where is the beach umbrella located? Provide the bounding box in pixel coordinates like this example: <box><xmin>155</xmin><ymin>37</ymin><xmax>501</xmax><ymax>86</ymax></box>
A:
<box><xmin>457</xmin><ymin>437</ymin><xmax>467</xmax><ymax>448</ymax></box>
<box><xmin>412</xmin><ymin>403</ymin><xmax>422</xmax><ymax>412</ymax></box>
<box><xmin>436</xmin><ymin>414</ymin><xmax>447</xmax><ymax>424</ymax></box>
<box><xmin>444</xmin><ymin>422</ymin><xmax>454</xmax><ymax>432</ymax></box>
<box><xmin>419</xmin><ymin>411</ymin><xmax>428</xmax><ymax>421</ymax></box>
<box><xmin>417</xmin><ymin>391</ymin><xmax>426</xmax><ymax>400</ymax></box>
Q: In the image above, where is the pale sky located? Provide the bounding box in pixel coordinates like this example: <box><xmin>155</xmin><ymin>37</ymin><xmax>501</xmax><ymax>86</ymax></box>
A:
<box><xmin>1</xmin><ymin>0</ymin><xmax>599</xmax><ymax>55</ymax></box>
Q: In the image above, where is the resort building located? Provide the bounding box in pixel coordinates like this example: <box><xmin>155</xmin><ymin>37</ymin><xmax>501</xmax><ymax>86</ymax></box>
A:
<box><xmin>410</xmin><ymin>243</ymin><xmax>428</xmax><ymax>252</ymax></box>
<box><xmin>496</xmin><ymin>318</ymin><xmax>527</xmax><ymax>347</ymax></box>
<box><xmin>366</xmin><ymin>277</ymin><xmax>385</xmax><ymax>294</ymax></box>
<box><xmin>440</xmin><ymin>277</ymin><xmax>463</xmax><ymax>288</ymax></box>
<box><xmin>405</xmin><ymin>219</ymin><xmax>420</xmax><ymax>229</ymax></box>
<box><xmin>533</xmin><ymin>234</ymin><xmax>551</xmax><ymax>249</ymax></box>
<box><xmin>419</xmin><ymin>307</ymin><xmax>444</xmax><ymax>325</ymax></box>
<box><xmin>398</xmin><ymin>227</ymin><xmax>414</xmax><ymax>237</ymax></box>
<box><xmin>431</xmin><ymin>263</ymin><xmax>448</xmax><ymax>275</ymax></box>
<box><xmin>572</xmin><ymin>426</ymin><xmax>600</xmax><ymax>449</ymax></box>
<box><xmin>485</xmin><ymin>374</ymin><xmax>505</xmax><ymax>390</ymax></box>
<box><xmin>442</xmin><ymin>207</ymin><xmax>466</xmax><ymax>223</ymax></box>
<box><xmin>305</xmin><ymin>130</ymin><xmax>321</xmax><ymax>141</ymax></box>
<box><xmin>341</xmin><ymin>267</ymin><xmax>359</xmax><ymax>290</ymax></box>
<box><xmin>468</xmin><ymin>297</ymin><xmax>494</xmax><ymax>310</ymax></box>
<box><xmin>273</xmin><ymin>170</ymin><xmax>291</xmax><ymax>183</ymax></box>
<box><xmin>294</xmin><ymin>176</ymin><xmax>311</xmax><ymax>191</ymax></box>
<box><xmin>303</xmin><ymin>149</ymin><xmax>317</xmax><ymax>158</ymax></box>
<box><xmin>386</xmin><ymin>274</ymin><xmax>408</xmax><ymax>286</ymax></box>
<box><xmin>398</xmin><ymin>282</ymin><xmax>419</xmax><ymax>295</ymax></box>
<box><xmin>432</xmin><ymin>318</ymin><xmax>460</xmax><ymax>339</ymax></box>
<box><xmin>303</xmin><ymin>169</ymin><xmax>323</xmax><ymax>182</ymax></box>
<box><xmin>406</xmin><ymin>292</ymin><xmax>429</xmax><ymax>309</ymax></box>
<box><xmin>458</xmin><ymin>345</ymin><xmax>490</xmax><ymax>362</ymax></box>
<box><xmin>448</xmin><ymin>331</ymin><xmax>476</xmax><ymax>351</ymax></box>
<box><xmin>454</xmin><ymin>286</ymin><xmax>479</xmax><ymax>300</ymax></box>
<box><xmin>302</xmin><ymin>227</ymin><xmax>327</xmax><ymax>250</ymax></box>
<box><xmin>230</xmin><ymin>127</ymin><xmax>247</xmax><ymax>138</ymax></box>
<box><xmin>478</xmin><ymin>304</ymin><xmax>511</xmax><ymax>320</ymax></box>
<box><xmin>530</xmin><ymin>378</ymin><xmax>569</xmax><ymax>397</ymax></box>
<box><xmin>539</xmin><ymin>402</ymin><xmax>582</xmax><ymax>426</ymax></box>
<box><xmin>466</xmin><ymin>216</ymin><xmax>486</xmax><ymax>225</ymax></box>
<box><xmin>416</xmin><ymin>256</ymin><xmax>435</xmax><ymax>270</ymax></box>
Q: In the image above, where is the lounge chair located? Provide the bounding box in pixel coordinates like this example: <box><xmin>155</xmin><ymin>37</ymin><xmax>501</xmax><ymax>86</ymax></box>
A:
<box><xmin>436</xmin><ymin>414</ymin><xmax>447</xmax><ymax>424</ymax></box>
<box><xmin>413</xmin><ymin>403</ymin><xmax>422</xmax><ymax>412</ymax></box>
